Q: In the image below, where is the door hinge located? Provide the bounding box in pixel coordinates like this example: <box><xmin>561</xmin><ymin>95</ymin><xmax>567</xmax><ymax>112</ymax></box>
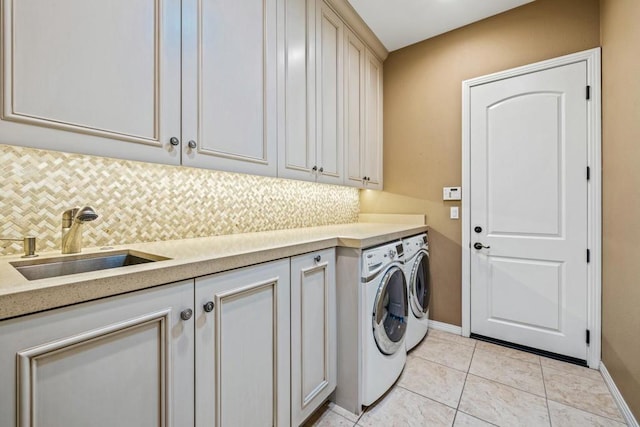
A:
<box><xmin>587</xmin><ymin>249</ymin><xmax>591</xmax><ymax>263</ymax></box>
<box><xmin>586</xmin><ymin>85</ymin><xmax>591</xmax><ymax>100</ymax></box>
<box><xmin>586</xmin><ymin>329</ymin><xmax>591</xmax><ymax>345</ymax></box>
<box><xmin>587</xmin><ymin>166</ymin><xmax>591</xmax><ymax>181</ymax></box>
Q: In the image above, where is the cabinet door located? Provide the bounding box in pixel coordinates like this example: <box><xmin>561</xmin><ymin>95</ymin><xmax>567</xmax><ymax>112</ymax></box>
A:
<box><xmin>0</xmin><ymin>280</ymin><xmax>194</xmax><ymax>427</ymax></box>
<box><xmin>343</xmin><ymin>28</ymin><xmax>366</xmax><ymax>188</ymax></box>
<box><xmin>363</xmin><ymin>49</ymin><xmax>383</xmax><ymax>190</ymax></box>
<box><xmin>0</xmin><ymin>0</ymin><xmax>181</xmax><ymax>165</ymax></box>
<box><xmin>315</xmin><ymin>1</ymin><xmax>344</xmax><ymax>185</ymax></box>
<box><xmin>291</xmin><ymin>248</ymin><xmax>337</xmax><ymax>426</ymax></box>
<box><xmin>182</xmin><ymin>0</ymin><xmax>282</xmax><ymax>177</ymax></box>
<box><xmin>195</xmin><ymin>259</ymin><xmax>291</xmax><ymax>427</ymax></box>
<box><xmin>280</xmin><ymin>0</ymin><xmax>318</xmax><ymax>182</ymax></box>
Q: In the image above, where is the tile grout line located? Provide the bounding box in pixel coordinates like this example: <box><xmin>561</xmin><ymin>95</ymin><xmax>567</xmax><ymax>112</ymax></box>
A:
<box><xmin>453</xmin><ymin>339</ymin><xmax>476</xmax><ymax>425</ymax></box>
<box><xmin>546</xmin><ymin>398</ymin><xmax>630</xmax><ymax>426</ymax></box>
<box><xmin>396</xmin><ymin>384</ymin><xmax>460</xmax><ymax>411</ymax></box>
<box><xmin>541</xmin><ymin>356</ymin><xmax>553</xmax><ymax>426</ymax></box>
<box><xmin>408</xmin><ymin>351</ymin><xmax>473</xmax><ymax>374</ymax></box>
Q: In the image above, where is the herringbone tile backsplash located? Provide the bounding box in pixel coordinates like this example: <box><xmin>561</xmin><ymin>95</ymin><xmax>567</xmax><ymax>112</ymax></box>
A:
<box><xmin>0</xmin><ymin>144</ymin><xmax>360</xmax><ymax>256</ymax></box>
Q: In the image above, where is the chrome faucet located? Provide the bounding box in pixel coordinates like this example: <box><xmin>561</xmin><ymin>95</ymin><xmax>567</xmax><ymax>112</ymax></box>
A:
<box><xmin>61</xmin><ymin>206</ymin><xmax>99</xmax><ymax>254</ymax></box>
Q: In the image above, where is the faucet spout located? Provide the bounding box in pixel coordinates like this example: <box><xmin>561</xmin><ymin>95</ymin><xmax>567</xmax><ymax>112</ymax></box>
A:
<box><xmin>61</xmin><ymin>206</ymin><xmax>99</xmax><ymax>254</ymax></box>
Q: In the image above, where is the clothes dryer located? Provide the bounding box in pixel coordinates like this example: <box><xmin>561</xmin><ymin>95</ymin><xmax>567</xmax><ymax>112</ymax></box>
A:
<box><xmin>402</xmin><ymin>233</ymin><xmax>431</xmax><ymax>351</ymax></box>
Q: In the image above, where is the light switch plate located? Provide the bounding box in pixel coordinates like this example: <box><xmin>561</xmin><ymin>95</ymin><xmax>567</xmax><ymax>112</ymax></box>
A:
<box><xmin>450</xmin><ymin>206</ymin><xmax>459</xmax><ymax>219</ymax></box>
<box><xmin>443</xmin><ymin>187</ymin><xmax>462</xmax><ymax>200</ymax></box>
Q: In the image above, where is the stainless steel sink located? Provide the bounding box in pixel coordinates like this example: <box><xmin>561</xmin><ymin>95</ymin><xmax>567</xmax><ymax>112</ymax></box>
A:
<box><xmin>10</xmin><ymin>250</ymin><xmax>169</xmax><ymax>281</ymax></box>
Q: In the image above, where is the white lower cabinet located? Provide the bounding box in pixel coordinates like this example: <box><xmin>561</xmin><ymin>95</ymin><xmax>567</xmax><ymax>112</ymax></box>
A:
<box><xmin>290</xmin><ymin>248</ymin><xmax>337</xmax><ymax>426</ymax></box>
<box><xmin>0</xmin><ymin>254</ymin><xmax>336</xmax><ymax>427</ymax></box>
<box><xmin>195</xmin><ymin>259</ymin><xmax>291</xmax><ymax>427</ymax></box>
<box><xmin>0</xmin><ymin>280</ymin><xmax>195</xmax><ymax>427</ymax></box>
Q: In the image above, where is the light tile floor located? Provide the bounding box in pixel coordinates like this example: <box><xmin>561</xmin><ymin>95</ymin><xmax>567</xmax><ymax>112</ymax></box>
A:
<box><xmin>305</xmin><ymin>329</ymin><xmax>627</xmax><ymax>427</ymax></box>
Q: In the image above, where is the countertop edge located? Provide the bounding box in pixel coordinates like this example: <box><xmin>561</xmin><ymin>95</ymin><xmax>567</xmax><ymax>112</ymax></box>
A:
<box><xmin>0</xmin><ymin>224</ymin><xmax>427</xmax><ymax>321</ymax></box>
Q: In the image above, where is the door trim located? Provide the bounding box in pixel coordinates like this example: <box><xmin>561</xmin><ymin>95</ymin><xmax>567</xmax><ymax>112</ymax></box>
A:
<box><xmin>461</xmin><ymin>48</ymin><xmax>602</xmax><ymax>368</ymax></box>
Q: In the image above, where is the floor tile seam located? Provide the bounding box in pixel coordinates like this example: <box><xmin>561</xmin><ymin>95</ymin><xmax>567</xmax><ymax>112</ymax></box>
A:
<box><xmin>466</xmin><ymin>372</ymin><xmax>549</xmax><ymax>402</ymax></box>
<box><xmin>467</xmin><ymin>365</ymin><xmax>546</xmax><ymax>398</ymax></box>
<box><xmin>455</xmin><ymin>342</ymin><xmax>476</xmax><ymax>413</ymax></box>
<box><xmin>473</xmin><ymin>346</ymin><xmax>542</xmax><ymax>368</ymax></box>
<box><xmin>409</xmin><ymin>352</ymin><xmax>471</xmax><ymax>374</ymax></box>
<box><xmin>542</xmin><ymin>364</ymin><xmax>607</xmax><ymax>385</ymax></box>
<box><xmin>455</xmin><ymin>409</ymin><xmax>501</xmax><ymax>427</ymax></box>
<box><xmin>395</xmin><ymin>384</ymin><xmax>460</xmax><ymax>411</ymax></box>
<box><xmin>327</xmin><ymin>407</ymin><xmax>361</xmax><ymax>425</ymax></box>
<box><xmin>541</xmin><ymin>359</ymin><xmax>553</xmax><ymax>427</ymax></box>
<box><xmin>430</xmin><ymin>331</ymin><xmax>478</xmax><ymax>348</ymax></box>
<box><xmin>546</xmin><ymin>398</ymin><xmax>628</xmax><ymax>425</ymax></box>
<box><xmin>435</xmin><ymin>337</ymin><xmax>477</xmax><ymax>349</ymax></box>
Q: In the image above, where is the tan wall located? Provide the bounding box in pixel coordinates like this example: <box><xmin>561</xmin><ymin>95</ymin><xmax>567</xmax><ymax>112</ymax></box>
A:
<box><xmin>601</xmin><ymin>0</ymin><xmax>640</xmax><ymax>418</ymax></box>
<box><xmin>360</xmin><ymin>0</ymin><xmax>601</xmax><ymax>326</ymax></box>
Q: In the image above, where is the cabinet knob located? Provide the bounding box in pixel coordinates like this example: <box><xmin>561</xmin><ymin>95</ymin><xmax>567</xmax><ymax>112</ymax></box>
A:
<box><xmin>203</xmin><ymin>301</ymin><xmax>215</xmax><ymax>313</ymax></box>
<box><xmin>312</xmin><ymin>165</ymin><xmax>318</xmax><ymax>172</ymax></box>
<box><xmin>188</xmin><ymin>140</ymin><xmax>197</xmax><ymax>149</ymax></box>
<box><xmin>180</xmin><ymin>308</ymin><xmax>193</xmax><ymax>321</ymax></box>
<box><xmin>169</xmin><ymin>137</ymin><xmax>180</xmax><ymax>146</ymax></box>
<box><xmin>314</xmin><ymin>255</ymin><xmax>321</xmax><ymax>263</ymax></box>
<box><xmin>318</xmin><ymin>167</ymin><xmax>324</xmax><ymax>173</ymax></box>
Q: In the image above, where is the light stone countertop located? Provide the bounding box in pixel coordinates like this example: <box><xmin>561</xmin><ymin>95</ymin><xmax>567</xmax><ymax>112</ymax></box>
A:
<box><xmin>0</xmin><ymin>222</ymin><xmax>427</xmax><ymax>321</ymax></box>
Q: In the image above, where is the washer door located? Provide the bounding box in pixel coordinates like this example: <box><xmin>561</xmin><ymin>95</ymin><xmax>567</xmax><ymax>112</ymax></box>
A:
<box><xmin>372</xmin><ymin>266</ymin><xmax>408</xmax><ymax>355</ymax></box>
<box><xmin>410</xmin><ymin>250</ymin><xmax>431</xmax><ymax>319</ymax></box>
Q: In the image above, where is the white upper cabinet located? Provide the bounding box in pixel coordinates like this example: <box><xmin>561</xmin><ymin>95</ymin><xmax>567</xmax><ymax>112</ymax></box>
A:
<box><xmin>315</xmin><ymin>1</ymin><xmax>344</xmax><ymax>185</ymax></box>
<box><xmin>344</xmin><ymin>38</ymin><xmax>383</xmax><ymax>190</ymax></box>
<box><xmin>363</xmin><ymin>49</ymin><xmax>383</xmax><ymax>190</ymax></box>
<box><xmin>0</xmin><ymin>0</ymin><xmax>182</xmax><ymax>165</ymax></box>
<box><xmin>181</xmin><ymin>0</ymin><xmax>281</xmax><ymax>176</ymax></box>
<box><xmin>281</xmin><ymin>0</ymin><xmax>344</xmax><ymax>185</ymax></box>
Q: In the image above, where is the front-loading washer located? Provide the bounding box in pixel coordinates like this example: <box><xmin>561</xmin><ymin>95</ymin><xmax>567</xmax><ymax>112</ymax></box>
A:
<box><xmin>361</xmin><ymin>240</ymin><xmax>409</xmax><ymax>406</ymax></box>
<box><xmin>403</xmin><ymin>233</ymin><xmax>431</xmax><ymax>351</ymax></box>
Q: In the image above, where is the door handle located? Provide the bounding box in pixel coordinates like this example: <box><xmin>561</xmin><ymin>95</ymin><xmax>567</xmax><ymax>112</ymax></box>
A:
<box><xmin>473</xmin><ymin>242</ymin><xmax>490</xmax><ymax>250</ymax></box>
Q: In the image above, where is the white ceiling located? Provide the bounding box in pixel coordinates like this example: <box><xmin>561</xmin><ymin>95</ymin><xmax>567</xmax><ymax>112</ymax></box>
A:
<box><xmin>348</xmin><ymin>0</ymin><xmax>535</xmax><ymax>52</ymax></box>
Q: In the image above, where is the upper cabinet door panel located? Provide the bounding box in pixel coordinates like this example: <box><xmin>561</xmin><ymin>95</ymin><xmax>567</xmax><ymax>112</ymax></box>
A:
<box><xmin>364</xmin><ymin>49</ymin><xmax>383</xmax><ymax>190</ymax></box>
<box><xmin>182</xmin><ymin>0</ymin><xmax>280</xmax><ymax>176</ymax></box>
<box><xmin>315</xmin><ymin>1</ymin><xmax>343</xmax><ymax>185</ymax></box>
<box><xmin>343</xmin><ymin>28</ymin><xmax>365</xmax><ymax>188</ymax></box>
<box><xmin>280</xmin><ymin>0</ymin><xmax>316</xmax><ymax>182</ymax></box>
<box><xmin>1</xmin><ymin>0</ymin><xmax>181</xmax><ymax>165</ymax></box>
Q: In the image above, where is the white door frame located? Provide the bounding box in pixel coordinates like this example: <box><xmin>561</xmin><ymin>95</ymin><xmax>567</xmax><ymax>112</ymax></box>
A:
<box><xmin>461</xmin><ymin>48</ymin><xmax>602</xmax><ymax>369</ymax></box>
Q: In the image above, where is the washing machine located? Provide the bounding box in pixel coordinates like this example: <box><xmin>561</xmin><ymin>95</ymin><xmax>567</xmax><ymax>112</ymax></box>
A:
<box><xmin>402</xmin><ymin>233</ymin><xmax>431</xmax><ymax>351</ymax></box>
<box><xmin>361</xmin><ymin>240</ymin><xmax>409</xmax><ymax>406</ymax></box>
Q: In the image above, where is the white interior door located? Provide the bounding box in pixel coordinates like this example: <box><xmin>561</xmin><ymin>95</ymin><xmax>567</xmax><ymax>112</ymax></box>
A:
<box><xmin>470</xmin><ymin>61</ymin><xmax>589</xmax><ymax>360</ymax></box>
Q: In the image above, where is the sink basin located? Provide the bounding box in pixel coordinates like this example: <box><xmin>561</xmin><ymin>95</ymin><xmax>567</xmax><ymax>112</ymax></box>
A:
<box><xmin>10</xmin><ymin>250</ymin><xmax>169</xmax><ymax>281</ymax></box>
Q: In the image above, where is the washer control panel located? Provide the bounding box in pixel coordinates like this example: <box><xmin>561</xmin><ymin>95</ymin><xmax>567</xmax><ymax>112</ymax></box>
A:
<box><xmin>362</xmin><ymin>241</ymin><xmax>404</xmax><ymax>277</ymax></box>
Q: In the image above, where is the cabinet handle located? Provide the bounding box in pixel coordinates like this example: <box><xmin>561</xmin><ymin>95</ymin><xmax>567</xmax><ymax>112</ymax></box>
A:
<box><xmin>188</xmin><ymin>140</ymin><xmax>197</xmax><ymax>149</ymax></box>
<box><xmin>180</xmin><ymin>308</ymin><xmax>193</xmax><ymax>321</ymax></box>
<box><xmin>314</xmin><ymin>255</ymin><xmax>321</xmax><ymax>263</ymax></box>
<box><xmin>203</xmin><ymin>301</ymin><xmax>215</xmax><ymax>313</ymax></box>
<box><xmin>169</xmin><ymin>137</ymin><xmax>180</xmax><ymax>146</ymax></box>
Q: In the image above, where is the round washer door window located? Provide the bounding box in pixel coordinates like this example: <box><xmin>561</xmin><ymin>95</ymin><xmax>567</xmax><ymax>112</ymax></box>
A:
<box><xmin>372</xmin><ymin>266</ymin><xmax>408</xmax><ymax>355</ymax></box>
<box><xmin>410</xmin><ymin>251</ymin><xmax>431</xmax><ymax>319</ymax></box>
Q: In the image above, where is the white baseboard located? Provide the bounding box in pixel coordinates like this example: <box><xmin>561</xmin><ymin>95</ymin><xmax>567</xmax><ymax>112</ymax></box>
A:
<box><xmin>600</xmin><ymin>361</ymin><xmax>639</xmax><ymax>427</ymax></box>
<box><xmin>429</xmin><ymin>320</ymin><xmax>462</xmax><ymax>335</ymax></box>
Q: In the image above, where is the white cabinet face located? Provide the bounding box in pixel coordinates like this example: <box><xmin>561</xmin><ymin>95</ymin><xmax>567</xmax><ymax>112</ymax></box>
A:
<box><xmin>182</xmin><ymin>0</ymin><xmax>281</xmax><ymax>176</ymax></box>
<box><xmin>0</xmin><ymin>0</ymin><xmax>182</xmax><ymax>165</ymax></box>
<box><xmin>195</xmin><ymin>259</ymin><xmax>291</xmax><ymax>427</ymax></box>
<box><xmin>290</xmin><ymin>248</ymin><xmax>337</xmax><ymax>426</ymax></box>
<box><xmin>0</xmin><ymin>280</ymin><xmax>195</xmax><ymax>427</ymax></box>
<box><xmin>344</xmin><ymin>28</ymin><xmax>366</xmax><ymax>188</ymax></box>
<box><xmin>363</xmin><ymin>50</ymin><xmax>383</xmax><ymax>190</ymax></box>
<box><xmin>315</xmin><ymin>1</ymin><xmax>344</xmax><ymax>185</ymax></box>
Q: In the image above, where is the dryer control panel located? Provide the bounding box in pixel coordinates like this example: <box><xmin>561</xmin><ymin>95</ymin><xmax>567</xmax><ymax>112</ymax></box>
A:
<box><xmin>362</xmin><ymin>241</ymin><xmax>404</xmax><ymax>279</ymax></box>
<box><xmin>403</xmin><ymin>233</ymin><xmax>429</xmax><ymax>259</ymax></box>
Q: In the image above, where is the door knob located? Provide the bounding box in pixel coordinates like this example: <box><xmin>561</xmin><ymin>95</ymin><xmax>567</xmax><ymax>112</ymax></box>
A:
<box><xmin>180</xmin><ymin>308</ymin><xmax>193</xmax><ymax>321</ymax></box>
<box><xmin>473</xmin><ymin>242</ymin><xmax>490</xmax><ymax>250</ymax></box>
